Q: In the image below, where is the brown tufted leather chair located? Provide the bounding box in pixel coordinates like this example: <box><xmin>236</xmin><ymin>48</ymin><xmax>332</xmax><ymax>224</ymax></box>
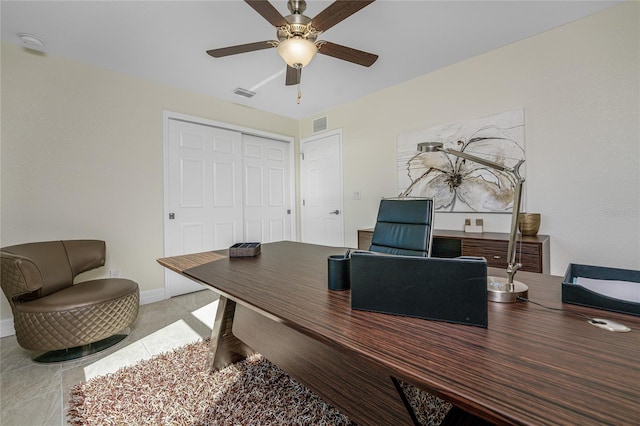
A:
<box><xmin>0</xmin><ymin>240</ymin><xmax>139</xmax><ymax>360</ymax></box>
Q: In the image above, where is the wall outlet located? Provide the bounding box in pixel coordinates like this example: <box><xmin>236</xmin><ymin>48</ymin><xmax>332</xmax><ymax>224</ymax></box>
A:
<box><xmin>352</xmin><ymin>191</ymin><xmax>361</xmax><ymax>200</ymax></box>
<box><xmin>109</xmin><ymin>269</ymin><xmax>121</xmax><ymax>278</ymax></box>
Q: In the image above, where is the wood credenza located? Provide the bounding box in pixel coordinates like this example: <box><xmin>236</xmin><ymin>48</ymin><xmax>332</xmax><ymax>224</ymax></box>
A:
<box><xmin>357</xmin><ymin>228</ymin><xmax>550</xmax><ymax>274</ymax></box>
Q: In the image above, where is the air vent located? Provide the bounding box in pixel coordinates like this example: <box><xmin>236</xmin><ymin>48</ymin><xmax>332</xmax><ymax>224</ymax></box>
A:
<box><xmin>233</xmin><ymin>87</ymin><xmax>256</xmax><ymax>98</ymax></box>
<box><xmin>312</xmin><ymin>116</ymin><xmax>328</xmax><ymax>133</ymax></box>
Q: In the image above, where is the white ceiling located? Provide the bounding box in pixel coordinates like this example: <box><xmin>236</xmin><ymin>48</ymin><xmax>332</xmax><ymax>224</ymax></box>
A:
<box><xmin>1</xmin><ymin>0</ymin><xmax>620</xmax><ymax>120</ymax></box>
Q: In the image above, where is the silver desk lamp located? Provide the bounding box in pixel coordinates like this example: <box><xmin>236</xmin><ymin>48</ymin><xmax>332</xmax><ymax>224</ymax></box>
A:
<box><xmin>417</xmin><ymin>141</ymin><xmax>528</xmax><ymax>303</ymax></box>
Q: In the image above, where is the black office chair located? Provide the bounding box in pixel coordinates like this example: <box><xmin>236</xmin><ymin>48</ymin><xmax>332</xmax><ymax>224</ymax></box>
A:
<box><xmin>369</xmin><ymin>198</ymin><xmax>435</xmax><ymax>257</ymax></box>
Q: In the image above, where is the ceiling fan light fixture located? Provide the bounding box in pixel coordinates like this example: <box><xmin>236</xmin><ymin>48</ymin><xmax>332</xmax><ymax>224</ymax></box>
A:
<box><xmin>277</xmin><ymin>37</ymin><xmax>317</xmax><ymax>68</ymax></box>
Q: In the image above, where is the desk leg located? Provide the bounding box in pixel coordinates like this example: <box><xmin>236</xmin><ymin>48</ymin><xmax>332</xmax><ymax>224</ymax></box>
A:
<box><xmin>207</xmin><ymin>296</ymin><xmax>254</xmax><ymax>371</ymax></box>
<box><xmin>232</xmin><ymin>304</ymin><xmax>417</xmax><ymax>426</ymax></box>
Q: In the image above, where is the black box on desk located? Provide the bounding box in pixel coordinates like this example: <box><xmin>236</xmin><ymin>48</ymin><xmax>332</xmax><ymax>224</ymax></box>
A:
<box><xmin>562</xmin><ymin>264</ymin><xmax>640</xmax><ymax>316</ymax></box>
<box><xmin>350</xmin><ymin>253</ymin><xmax>488</xmax><ymax>327</ymax></box>
<box><xmin>229</xmin><ymin>242</ymin><xmax>261</xmax><ymax>258</ymax></box>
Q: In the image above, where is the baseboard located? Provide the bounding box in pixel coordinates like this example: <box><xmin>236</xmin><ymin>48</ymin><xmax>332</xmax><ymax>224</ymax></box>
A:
<box><xmin>0</xmin><ymin>288</ymin><xmax>169</xmax><ymax>338</ymax></box>
<box><xmin>140</xmin><ymin>287</ymin><xmax>167</xmax><ymax>305</ymax></box>
<box><xmin>1</xmin><ymin>318</ymin><xmax>15</xmax><ymax>338</ymax></box>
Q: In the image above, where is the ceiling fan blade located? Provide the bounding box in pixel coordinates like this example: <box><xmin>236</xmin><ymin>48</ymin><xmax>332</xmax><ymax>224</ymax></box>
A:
<box><xmin>285</xmin><ymin>65</ymin><xmax>301</xmax><ymax>86</ymax></box>
<box><xmin>312</xmin><ymin>0</ymin><xmax>375</xmax><ymax>32</ymax></box>
<box><xmin>245</xmin><ymin>0</ymin><xmax>288</xmax><ymax>27</ymax></box>
<box><xmin>317</xmin><ymin>41</ymin><xmax>378</xmax><ymax>67</ymax></box>
<box><xmin>207</xmin><ymin>41</ymin><xmax>276</xmax><ymax>58</ymax></box>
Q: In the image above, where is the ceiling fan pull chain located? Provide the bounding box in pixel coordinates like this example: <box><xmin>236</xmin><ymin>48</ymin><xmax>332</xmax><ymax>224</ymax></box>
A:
<box><xmin>297</xmin><ymin>84</ymin><xmax>302</xmax><ymax>104</ymax></box>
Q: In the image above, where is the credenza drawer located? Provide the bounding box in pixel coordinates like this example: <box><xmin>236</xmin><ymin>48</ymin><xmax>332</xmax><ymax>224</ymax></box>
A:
<box><xmin>358</xmin><ymin>229</ymin><xmax>374</xmax><ymax>251</ymax></box>
<box><xmin>462</xmin><ymin>240</ymin><xmax>543</xmax><ymax>273</ymax></box>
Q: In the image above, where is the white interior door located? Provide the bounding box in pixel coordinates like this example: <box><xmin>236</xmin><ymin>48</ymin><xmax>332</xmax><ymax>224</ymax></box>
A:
<box><xmin>166</xmin><ymin>119</ymin><xmax>243</xmax><ymax>297</ymax></box>
<box><xmin>242</xmin><ymin>134</ymin><xmax>292</xmax><ymax>242</ymax></box>
<box><xmin>301</xmin><ymin>130</ymin><xmax>344</xmax><ymax>247</ymax></box>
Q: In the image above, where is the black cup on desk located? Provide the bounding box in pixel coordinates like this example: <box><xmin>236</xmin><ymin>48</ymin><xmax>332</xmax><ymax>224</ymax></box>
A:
<box><xmin>328</xmin><ymin>255</ymin><xmax>350</xmax><ymax>291</ymax></box>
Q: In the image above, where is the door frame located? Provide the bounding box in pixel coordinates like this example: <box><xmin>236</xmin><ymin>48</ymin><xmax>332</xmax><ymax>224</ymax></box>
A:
<box><xmin>162</xmin><ymin>111</ymin><xmax>296</xmax><ymax>291</ymax></box>
<box><xmin>300</xmin><ymin>129</ymin><xmax>345</xmax><ymax>246</ymax></box>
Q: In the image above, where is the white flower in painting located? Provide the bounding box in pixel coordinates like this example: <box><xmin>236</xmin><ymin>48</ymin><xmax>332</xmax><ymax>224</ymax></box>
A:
<box><xmin>400</xmin><ymin>132</ymin><xmax>524</xmax><ymax>212</ymax></box>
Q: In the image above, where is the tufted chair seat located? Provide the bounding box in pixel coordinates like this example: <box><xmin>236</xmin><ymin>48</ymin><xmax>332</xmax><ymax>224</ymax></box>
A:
<box><xmin>1</xmin><ymin>240</ymin><xmax>139</xmax><ymax>359</ymax></box>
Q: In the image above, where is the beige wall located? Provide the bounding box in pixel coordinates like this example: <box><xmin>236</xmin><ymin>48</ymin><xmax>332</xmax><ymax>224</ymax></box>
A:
<box><xmin>300</xmin><ymin>2</ymin><xmax>639</xmax><ymax>276</ymax></box>
<box><xmin>0</xmin><ymin>42</ymin><xmax>298</xmax><ymax>322</ymax></box>
<box><xmin>1</xmin><ymin>3</ymin><xmax>639</xmax><ymax>325</ymax></box>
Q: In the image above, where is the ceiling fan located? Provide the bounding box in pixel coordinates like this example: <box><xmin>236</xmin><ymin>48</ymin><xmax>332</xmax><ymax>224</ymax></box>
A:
<box><xmin>206</xmin><ymin>0</ymin><xmax>378</xmax><ymax>87</ymax></box>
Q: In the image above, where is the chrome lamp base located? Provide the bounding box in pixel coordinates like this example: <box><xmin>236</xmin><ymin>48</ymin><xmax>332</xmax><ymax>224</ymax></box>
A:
<box><xmin>487</xmin><ymin>276</ymin><xmax>528</xmax><ymax>303</ymax></box>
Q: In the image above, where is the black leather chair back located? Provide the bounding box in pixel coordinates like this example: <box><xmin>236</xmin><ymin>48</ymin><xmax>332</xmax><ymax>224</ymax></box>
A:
<box><xmin>369</xmin><ymin>198</ymin><xmax>434</xmax><ymax>257</ymax></box>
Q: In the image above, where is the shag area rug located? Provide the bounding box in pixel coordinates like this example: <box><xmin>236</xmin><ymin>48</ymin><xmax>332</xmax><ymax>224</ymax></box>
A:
<box><xmin>69</xmin><ymin>340</ymin><xmax>451</xmax><ymax>425</ymax></box>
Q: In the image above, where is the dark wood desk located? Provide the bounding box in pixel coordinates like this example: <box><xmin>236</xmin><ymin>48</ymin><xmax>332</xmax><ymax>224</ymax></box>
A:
<box><xmin>158</xmin><ymin>241</ymin><xmax>640</xmax><ymax>426</ymax></box>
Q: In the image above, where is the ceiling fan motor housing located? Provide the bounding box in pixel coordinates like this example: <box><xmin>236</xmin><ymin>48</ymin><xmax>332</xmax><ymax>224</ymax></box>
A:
<box><xmin>278</xmin><ymin>4</ymin><xmax>317</xmax><ymax>42</ymax></box>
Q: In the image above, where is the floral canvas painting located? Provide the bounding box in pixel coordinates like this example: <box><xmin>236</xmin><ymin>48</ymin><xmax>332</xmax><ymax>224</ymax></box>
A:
<box><xmin>397</xmin><ymin>109</ymin><xmax>525</xmax><ymax>213</ymax></box>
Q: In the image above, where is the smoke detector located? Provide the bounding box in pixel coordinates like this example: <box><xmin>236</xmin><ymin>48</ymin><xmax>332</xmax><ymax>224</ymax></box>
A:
<box><xmin>18</xmin><ymin>33</ymin><xmax>46</xmax><ymax>52</ymax></box>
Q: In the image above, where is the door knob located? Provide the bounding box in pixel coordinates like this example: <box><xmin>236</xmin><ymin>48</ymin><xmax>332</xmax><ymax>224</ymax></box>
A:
<box><xmin>329</xmin><ymin>210</ymin><xmax>340</xmax><ymax>215</ymax></box>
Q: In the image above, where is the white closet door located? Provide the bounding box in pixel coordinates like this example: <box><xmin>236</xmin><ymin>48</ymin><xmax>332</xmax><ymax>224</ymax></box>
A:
<box><xmin>242</xmin><ymin>134</ymin><xmax>292</xmax><ymax>243</ymax></box>
<box><xmin>167</xmin><ymin>119</ymin><xmax>243</xmax><ymax>297</ymax></box>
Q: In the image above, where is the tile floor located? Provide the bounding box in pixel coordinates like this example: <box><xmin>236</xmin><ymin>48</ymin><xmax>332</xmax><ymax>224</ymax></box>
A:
<box><xmin>0</xmin><ymin>289</ymin><xmax>219</xmax><ymax>426</ymax></box>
